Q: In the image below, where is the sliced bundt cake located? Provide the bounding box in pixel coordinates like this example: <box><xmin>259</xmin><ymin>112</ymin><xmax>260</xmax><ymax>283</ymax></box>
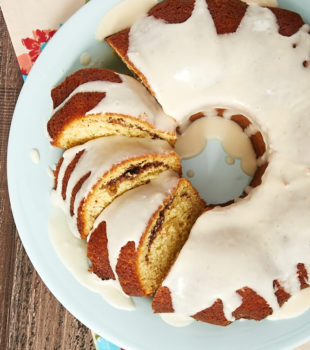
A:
<box><xmin>87</xmin><ymin>171</ymin><xmax>205</xmax><ymax>297</ymax></box>
<box><xmin>53</xmin><ymin>136</ymin><xmax>181</xmax><ymax>239</ymax></box>
<box><xmin>47</xmin><ymin>68</ymin><xmax>177</xmax><ymax>148</ymax></box>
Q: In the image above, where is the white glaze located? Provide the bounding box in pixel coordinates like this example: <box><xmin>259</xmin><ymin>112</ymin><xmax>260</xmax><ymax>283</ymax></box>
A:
<box><xmin>225</xmin><ymin>156</ymin><xmax>235</xmax><ymax>165</ymax></box>
<box><xmin>186</xmin><ymin>170</ymin><xmax>195</xmax><ymax>178</ymax></box>
<box><xmin>96</xmin><ymin>0</ymin><xmax>158</xmax><ymax>41</ymax></box>
<box><xmin>54</xmin><ymin>74</ymin><xmax>176</xmax><ymax>133</ymax></box>
<box><xmin>128</xmin><ymin>0</ymin><xmax>310</xmax><ymax>166</ymax></box>
<box><xmin>48</xmin><ymin>204</ymin><xmax>135</xmax><ymax>310</ymax></box>
<box><xmin>125</xmin><ymin>0</ymin><xmax>310</xmax><ymax>321</ymax></box>
<box><xmin>52</xmin><ymin>136</ymin><xmax>174</xmax><ymax>237</ymax></box>
<box><xmin>47</xmin><ymin>166</ymin><xmax>54</xmax><ymax>177</ymax></box>
<box><xmin>160</xmin><ymin>313</ymin><xmax>194</xmax><ymax>327</ymax></box>
<box><xmin>268</xmin><ymin>288</ymin><xmax>310</xmax><ymax>320</ymax></box>
<box><xmin>30</xmin><ymin>148</ymin><xmax>40</xmax><ymax>164</ymax></box>
<box><xmin>88</xmin><ymin>171</ymin><xmax>179</xmax><ymax>278</ymax></box>
<box><xmin>80</xmin><ymin>52</ymin><xmax>91</xmax><ymax>66</ymax></box>
<box><xmin>163</xmin><ymin>156</ymin><xmax>310</xmax><ymax>320</ymax></box>
<box><xmin>175</xmin><ymin>116</ymin><xmax>257</xmax><ymax>176</ymax></box>
<box><xmin>49</xmin><ymin>172</ymin><xmax>179</xmax><ymax>309</ymax></box>
<box><xmin>242</xmin><ymin>0</ymin><xmax>278</xmax><ymax>7</ymax></box>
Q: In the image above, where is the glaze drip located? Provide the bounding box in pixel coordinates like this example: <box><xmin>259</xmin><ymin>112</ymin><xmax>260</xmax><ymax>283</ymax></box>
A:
<box><xmin>51</xmin><ymin>136</ymin><xmax>173</xmax><ymax>237</ymax></box>
<box><xmin>54</xmin><ymin>75</ymin><xmax>176</xmax><ymax>133</ymax></box>
<box><xmin>125</xmin><ymin>0</ymin><xmax>310</xmax><ymax>321</ymax></box>
<box><xmin>88</xmin><ymin>171</ymin><xmax>179</xmax><ymax>278</ymax></box>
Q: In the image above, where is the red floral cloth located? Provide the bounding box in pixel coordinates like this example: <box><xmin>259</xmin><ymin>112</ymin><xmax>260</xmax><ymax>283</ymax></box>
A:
<box><xmin>18</xmin><ymin>29</ymin><xmax>56</xmax><ymax>75</ymax></box>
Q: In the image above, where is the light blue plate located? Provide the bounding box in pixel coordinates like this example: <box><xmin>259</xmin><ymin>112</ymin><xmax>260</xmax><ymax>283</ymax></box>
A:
<box><xmin>7</xmin><ymin>1</ymin><xmax>310</xmax><ymax>349</ymax></box>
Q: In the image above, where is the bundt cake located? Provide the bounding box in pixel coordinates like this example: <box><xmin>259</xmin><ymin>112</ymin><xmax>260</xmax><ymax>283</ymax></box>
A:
<box><xmin>87</xmin><ymin>170</ymin><xmax>205</xmax><ymax>297</ymax></box>
<box><xmin>105</xmin><ymin>0</ymin><xmax>310</xmax><ymax>325</ymax></box>
<box><xmin>106</xmin><ymin>0</ymin><xmax>306</xmax><ymax>129</ymax></box>
<box><xmin>52</xmin><ymin>136</ymin><xmax>181</xmax><ymax>239</ymax></box>
<box><xmin>49</xmin><ymin>0</ymin><xmax>310</xmax><ymax>327</ymax></box>
<box><xmin>47</xmin><ymin>68</ymin><xmax>177</xmax><ymax>148</ymax></box>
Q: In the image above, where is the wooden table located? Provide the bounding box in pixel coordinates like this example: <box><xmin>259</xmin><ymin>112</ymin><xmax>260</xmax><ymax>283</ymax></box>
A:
<box><xmin>0</xmin><ymin>9</ymin><xmax>95</xmax><ymax>350</ymax></box>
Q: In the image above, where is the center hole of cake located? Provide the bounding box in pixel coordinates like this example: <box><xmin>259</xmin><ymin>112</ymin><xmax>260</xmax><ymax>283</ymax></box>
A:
<box><xmin>175</xmin><ymin>109</ymin><xmax>267</xmax><ymax>205</ymax></box>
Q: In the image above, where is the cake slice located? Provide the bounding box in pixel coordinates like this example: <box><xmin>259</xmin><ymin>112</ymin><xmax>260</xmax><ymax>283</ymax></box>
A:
<box><xmin>53</xmin><ymin>136</ymin><xmax>181</xmax><ymax>239</ymax></box>
<box><xmin>47</xmin><ymin>68</ymin><xmax>176</xmax><ymax>148</ymax></box>
<box><xmin>87</xmin><ymin>171</ymin><xmax>205</xmax><ymax>296</ymax></box>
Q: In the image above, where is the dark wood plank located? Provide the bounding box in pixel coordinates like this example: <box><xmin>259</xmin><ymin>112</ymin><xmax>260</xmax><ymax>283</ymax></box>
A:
<box><xmin>0</xmin><ymin>8</ymin><xmax>95</xmax><ymax>350</ymax></box>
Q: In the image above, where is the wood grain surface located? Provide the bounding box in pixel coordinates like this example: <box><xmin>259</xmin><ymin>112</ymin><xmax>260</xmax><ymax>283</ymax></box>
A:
<box><xmin>0</xmin><ymin>8</ymin><xmax>95</xmax><ymax>350</ymax></box>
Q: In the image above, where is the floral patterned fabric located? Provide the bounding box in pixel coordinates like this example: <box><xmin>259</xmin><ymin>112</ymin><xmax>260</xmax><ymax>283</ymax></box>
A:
<box><xmin>1</xmin><ymin>0</ymin><xmax>84</xmax><ymax>78</ymax></box>
<box><xmin>18</xmin><ymin>29</ymin><xmax>56</xmax><ymax>78</ymax></box>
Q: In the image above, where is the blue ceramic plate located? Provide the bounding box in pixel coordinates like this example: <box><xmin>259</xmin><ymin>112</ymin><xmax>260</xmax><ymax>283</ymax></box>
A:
<box><xmin>7</xmin><ymin>1</ymin><xmax>310</xmax><ymax>349</ymax></box>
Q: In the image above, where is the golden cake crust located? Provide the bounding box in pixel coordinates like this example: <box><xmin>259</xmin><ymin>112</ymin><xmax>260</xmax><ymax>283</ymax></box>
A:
<box><xmin>106</xmin><ymin>0</ymin><xmax>305</xmax><ymax>113</ymax></box>
<box><xmin>153</xmin><ymin>264</ymin><xmax>310</xmax><ymax>325</ymax></box>
<box><xmin>106</xmin><ymin>0</ymin><xmax>304</xmax><ymax>67</ymax></box>
<box><xmin>48</xmin><ymin>68</ymin><xmax>177</xmax><ymax>148</ymax></box>
<box><xmin>47</xmin><ymin>92</ymin><xmax>106</xmax><ymax>146</ymax></box>
<box><xmin>87</xmin><ymin>221</ymin><xmax>116</xmax><ymax>280</ymax></box>
<box><xmin>87</xmin><ymin>178</ymin><xmax>205</xmax><ymax>297</ymax></box>
<box><xmin>55</xmin><ymin>151</ymin><xmax>182</xmax><ymax>239</ymax></box>
<box><xmin>189</xmin><ymin>109</ymin><xmax>268</xmax><ymax>199</ymax></box>
<box><xmin>117</xmin><ymin>241</ymin><xmax>146</xmax><ymax>296</ymax></box>
<box><xmin>51</xmin><ymin>67</ymin><xmax>122</xmax><ymax>108</ymax></box>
